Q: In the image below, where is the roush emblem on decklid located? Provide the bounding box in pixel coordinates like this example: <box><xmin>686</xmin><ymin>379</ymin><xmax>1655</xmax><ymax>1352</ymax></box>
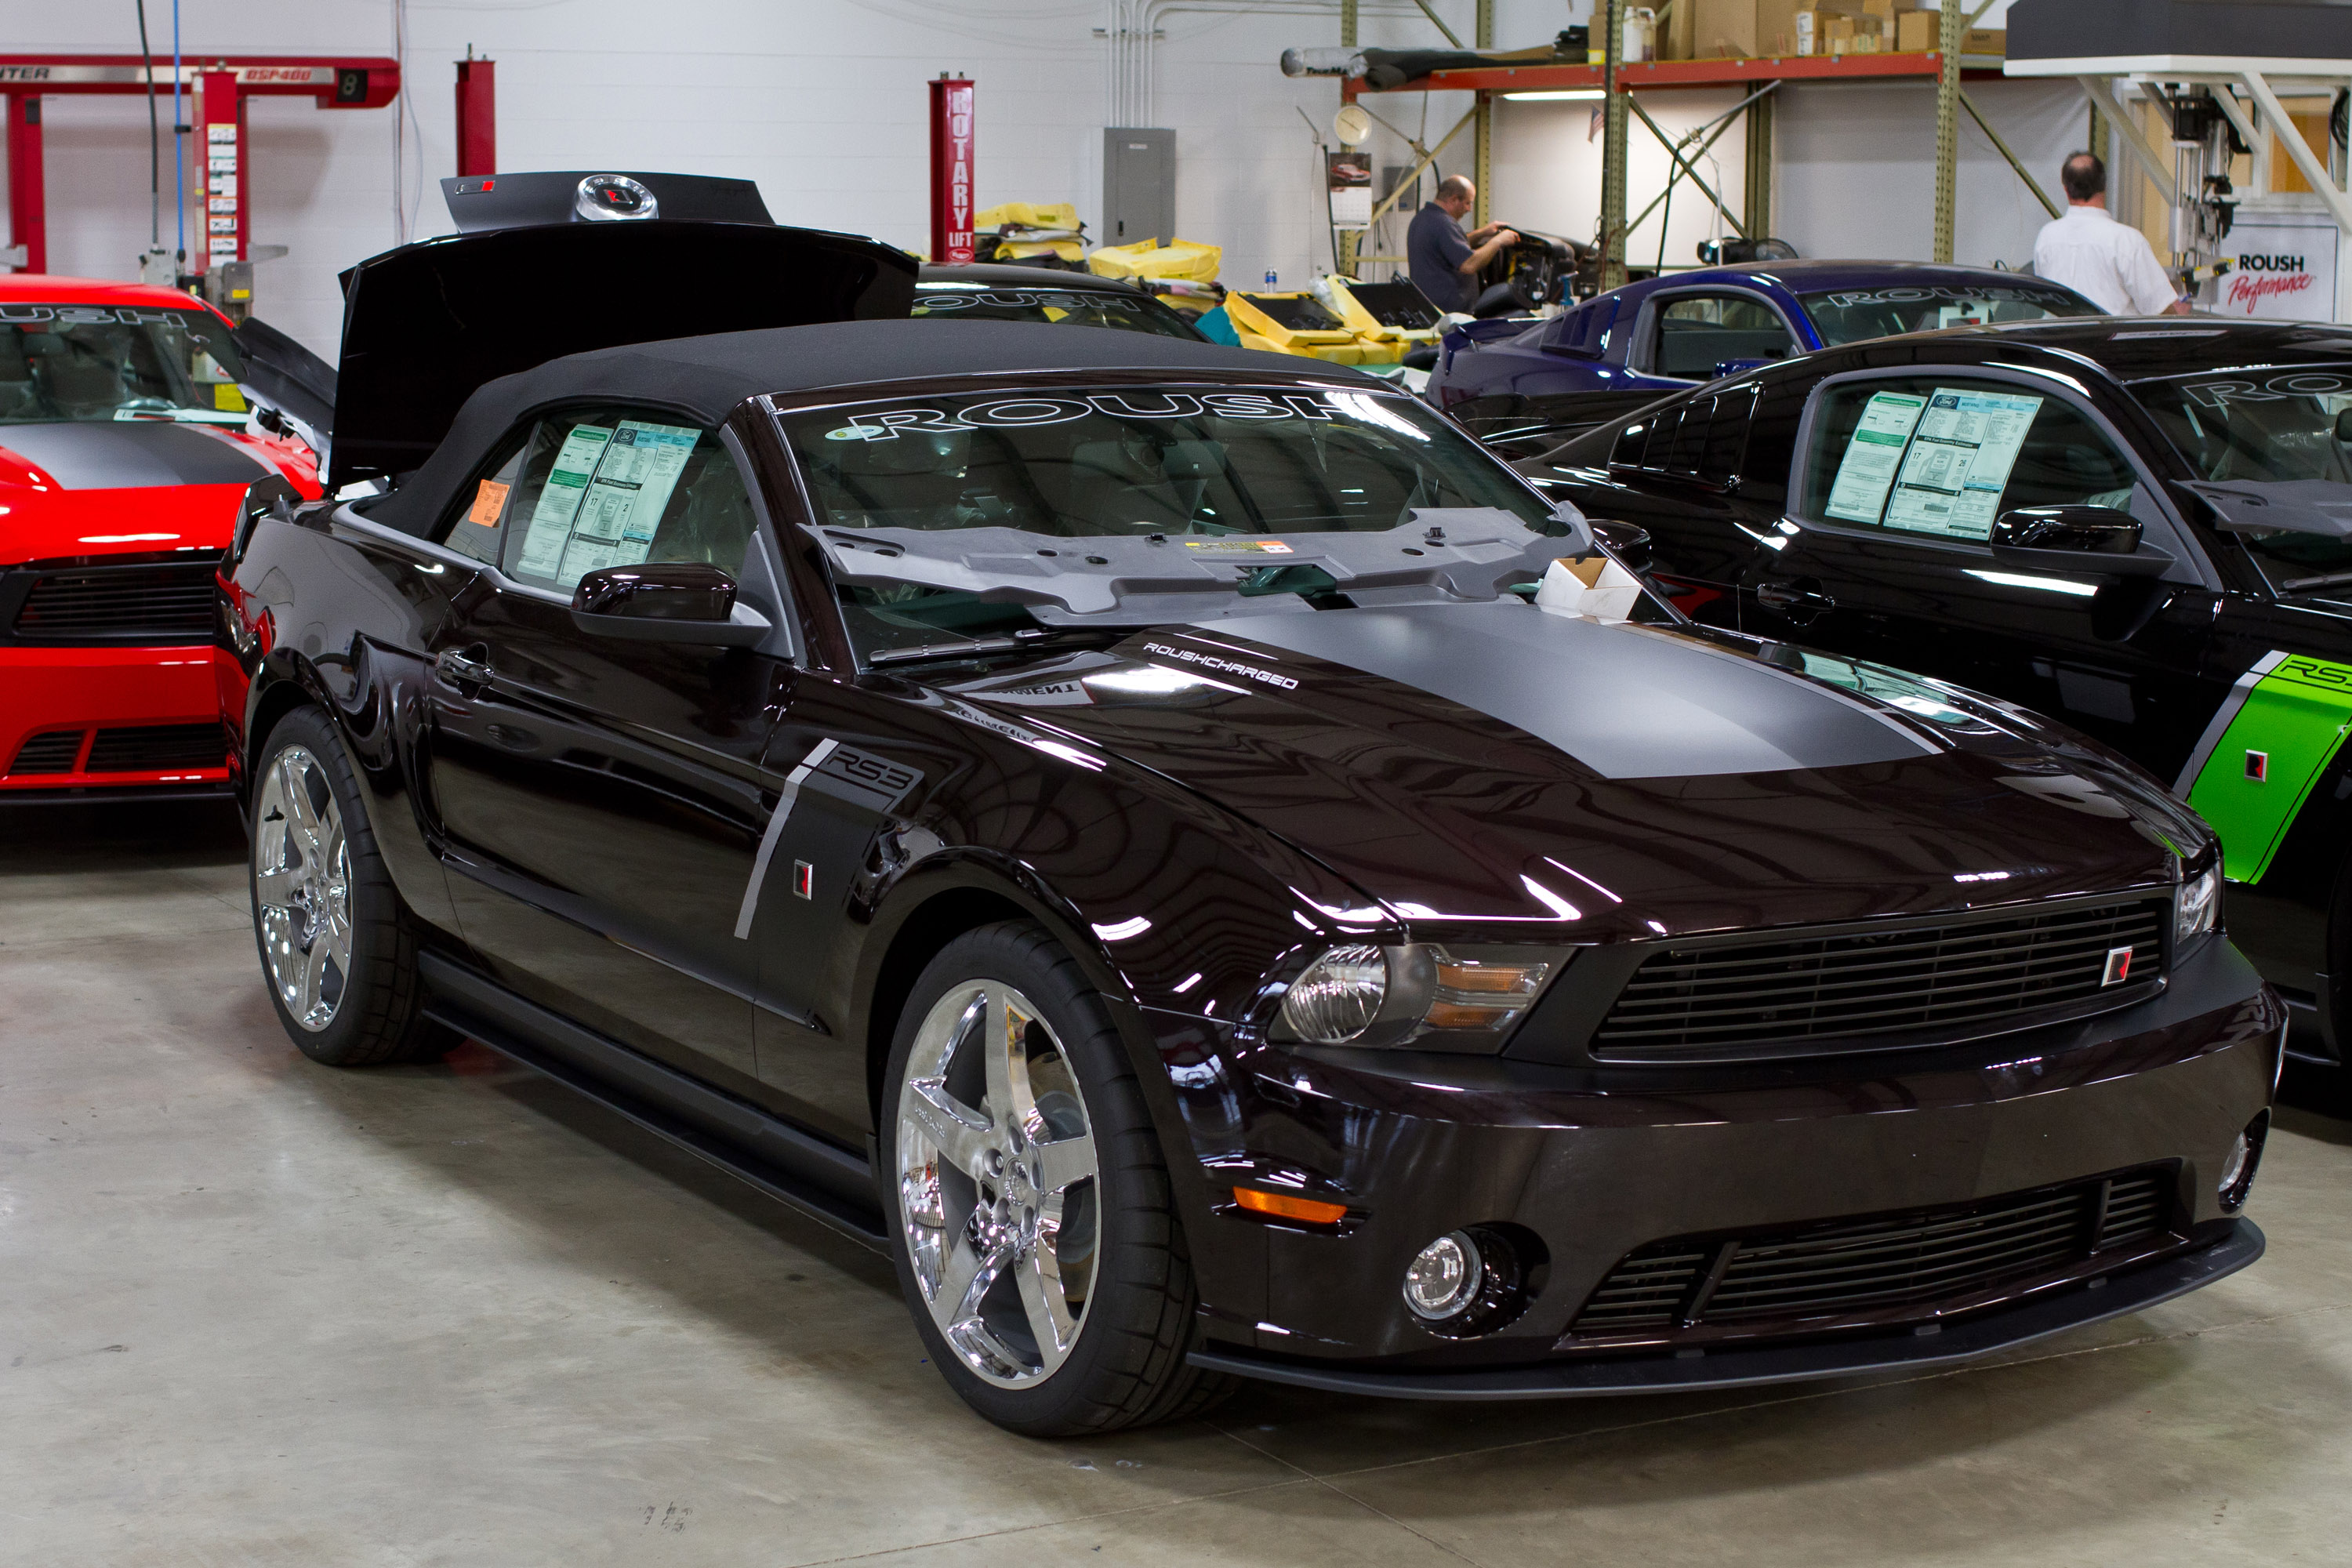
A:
<box><xmin>2102</xmin><ymin>946</ymin><xmax>2135</xmax><ymax>987</ymax></box>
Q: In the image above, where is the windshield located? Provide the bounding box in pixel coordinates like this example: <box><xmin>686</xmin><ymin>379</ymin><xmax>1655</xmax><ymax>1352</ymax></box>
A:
<box><xmin>0</xmin><ymin>303</ymin><xmax>248</xmax><ymax>425</ymax></box>
<box><xmin>2132</xmin><ymin>365</ymin><xmax>2352</xmax><ymax>575</ymax></box>
<box><xmin>782</xmin><ymin>383</ymin><xmax>1557</xmax><ymax>657</ymax></box>
<box><xmin>1798</xmin><ymin>284</ymin><xmax>2101</xmax><ymax>346</ymax></box>
<box><xmin>909</xmin><ymin>283</ymin><xmax>1199</xmax><ymax>339</ymax></box>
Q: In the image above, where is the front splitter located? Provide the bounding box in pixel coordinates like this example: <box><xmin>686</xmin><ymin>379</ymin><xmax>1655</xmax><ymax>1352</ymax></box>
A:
<box><xmin>1189</xmin><ymin>1219</ymin><xmax>2263</xmax><ymax>1399</ymax></box>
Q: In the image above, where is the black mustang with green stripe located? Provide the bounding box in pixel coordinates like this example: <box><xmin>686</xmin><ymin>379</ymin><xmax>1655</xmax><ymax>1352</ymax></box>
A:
<box><xmin>1519</xmin><ymin>318</ymin><xmax>2352</xmax><ymax>1073</ymax></box>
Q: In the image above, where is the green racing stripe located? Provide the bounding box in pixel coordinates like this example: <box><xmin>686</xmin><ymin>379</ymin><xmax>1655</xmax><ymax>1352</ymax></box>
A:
<box><xmin>2178</xmin><ymin>652</ymin><xmax>2352</xmax><ymax>883</ymax></box>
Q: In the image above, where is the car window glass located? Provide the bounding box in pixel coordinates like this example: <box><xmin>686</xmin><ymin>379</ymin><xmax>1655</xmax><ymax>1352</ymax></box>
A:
<box><xmin>1653</xmin><ymin>295</ymin><xmax>1794</xmax><ymax>379</ymax></box>
<box><xmin>1796</xmin><ymin>284</ymin><xmax>2100</xmax><ymax>346</ymax></box>
<box><xmin>779</xmin><ymin>384</ymin><xmax>1559</xmax><ymax>659</ymax></box>
<box><xmin>0</xmin><ymin>304</ymin><xmax>245</xmax><ymax>425</ymax></box>
<box><xmin>2131</xmin><ymin>366</ymin><xmax>2352</xmax><ymax>575</ymax></box>
<box><xmin>438</xmin><ymin>406</ymin><xmax>756</xmax><ymax>593</ymax></box>
<box><xmin>1800</xmin><ymin>377</ymin><xmax>2136</xmax><ymax>542</ymax></box>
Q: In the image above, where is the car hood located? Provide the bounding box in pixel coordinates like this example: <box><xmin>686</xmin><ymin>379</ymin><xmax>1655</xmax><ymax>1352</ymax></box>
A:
<box><xmin>943</xmin><ymin>601</ymin><xmax>2187</xmax><ymax>943</ymax></box>
<box><xmin>330</xmin><ymin>220</ymin><xmax>916</xmax><ymax>488</ymax></box>
<box><xmin>0</xmin><ymin>421</ymin><xmax>311</xmax><ymax>565</ymax></box>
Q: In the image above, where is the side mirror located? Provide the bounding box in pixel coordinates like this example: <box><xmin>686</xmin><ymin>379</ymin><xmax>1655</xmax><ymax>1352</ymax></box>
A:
<box><xmin>2335</xmin><ymin>407</ymin><xmax>2352</xmax><ymax>444</ymax></box>
<box><xmin>570</xmin><ymin>562</ymin><xmax>771</xmax><ymax>646</ymax></box>
<box><xmin>1988</xmin><ymin>506</ymin><xmax>2172</xmax><ymax>579</ymax></box>
<box><xmin>1590</xmin><ymin>517</ymin><xmax>1654</xmax><ymax>572</ymax></box>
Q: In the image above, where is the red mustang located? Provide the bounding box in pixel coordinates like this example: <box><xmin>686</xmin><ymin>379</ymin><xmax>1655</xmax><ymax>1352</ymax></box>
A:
<box><xmin>1</xmin><ymin>275</ymin><xmax>318</xmax><ymax>800</ymax></box>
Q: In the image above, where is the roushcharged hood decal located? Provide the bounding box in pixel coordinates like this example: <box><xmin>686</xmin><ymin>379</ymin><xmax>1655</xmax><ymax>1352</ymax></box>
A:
<box><xmin>0</xmin><ymin>420</ymin><xmax>273</xmax><ymax>490</ymax></box>
<box><xmin>1212</xmin><ymin>602</ymin><xmax>1936</xmax><ymax>780</ymax></box>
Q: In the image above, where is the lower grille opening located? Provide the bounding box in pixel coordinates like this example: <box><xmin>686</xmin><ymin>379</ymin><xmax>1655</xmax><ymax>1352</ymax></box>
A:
<box><xmin>1569</xmin><ymin>1167</ymin><xmax>2178</xmax><ymax>1341</ymax></box>
<box><xmin>83</xmin><ymin>723</ymin><xmax>227</xmax><ymax>774</ymax></box>
<box><xmin>8</xmin><ymin>729</ymin><xmax>86</xmax><ymax>775</ymax></box>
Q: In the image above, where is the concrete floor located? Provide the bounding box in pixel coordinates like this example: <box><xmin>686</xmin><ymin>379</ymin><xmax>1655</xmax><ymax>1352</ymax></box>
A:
<box><xmin>4</xmin><ymin>801</ymin><xmax>2350</xmax><ymax>1568</ymax></box>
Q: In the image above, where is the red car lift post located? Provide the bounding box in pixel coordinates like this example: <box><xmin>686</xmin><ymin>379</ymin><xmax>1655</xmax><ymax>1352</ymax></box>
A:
<box><xmin>0</xmin><ymin>55</ymin><xmax>397</xmax><ymax>275</ymax></box>
<box><xmin>927</xmin><ymin>74</ymin><xmax>975</xmax><ymax>265</ymax></box>
<box><xmin>5</xmin><ymin>94</ymin><xmax>43</xmax><ymax>273</ymax></box>
<box><xmin>455</xmin><ymin>55</ymin><xmax>494</xmax><ymax>179</ymax></box>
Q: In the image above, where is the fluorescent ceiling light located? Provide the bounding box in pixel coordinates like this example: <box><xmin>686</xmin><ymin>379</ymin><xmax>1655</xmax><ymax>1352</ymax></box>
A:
<box><xmin>1503</xmin><ymin>89</ymin><xmax>1604</xmax><ymax>101</ymax></box>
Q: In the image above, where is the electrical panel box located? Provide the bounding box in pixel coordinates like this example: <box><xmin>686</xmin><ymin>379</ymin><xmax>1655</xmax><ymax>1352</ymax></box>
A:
<box><xmin>1103</xmin><ymin>129</ymin><xmax>1176</xmax><ymax>248</ymax></box>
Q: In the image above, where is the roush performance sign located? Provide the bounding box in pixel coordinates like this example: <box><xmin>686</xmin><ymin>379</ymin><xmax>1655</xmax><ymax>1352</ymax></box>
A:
<box><xmin>2217</xmin><ymin>213</ymin><xmax>2340</xmax><ymax>322</ymax></box>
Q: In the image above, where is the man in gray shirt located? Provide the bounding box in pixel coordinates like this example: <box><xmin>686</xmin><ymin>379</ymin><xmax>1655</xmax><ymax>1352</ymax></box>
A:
<box><xmin>1406</xmin><ymin>175</ymin><xmax>1519</xmax><ymax>314</ymax></box>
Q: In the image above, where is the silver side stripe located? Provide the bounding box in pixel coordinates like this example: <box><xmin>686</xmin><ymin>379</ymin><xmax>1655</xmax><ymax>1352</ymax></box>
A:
<box><xmin>2172</xmin><ymin>650</ymin><xmax>2288</xmax><ymax>797</ymax></box>
<box><xmin>734</xmin><ymin>738</ymin><xmax>838</xmax><ymax>939</ymax></box>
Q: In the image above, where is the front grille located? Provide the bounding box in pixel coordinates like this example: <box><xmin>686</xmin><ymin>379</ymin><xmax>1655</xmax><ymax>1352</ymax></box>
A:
<box><xmin>1594</xmin><ymin>898</ymin><xmax>2168</xmax><ymax>1059</ymax></box>
<box><xmin>10</xmin><ymin>555</ymin><xmax>222</xmax><ymax>644</ymax></box>
<box><xmin>1569</xmin><ymin>1168</ymin><xmax>2176</xmax><ymax>1338</ymax></box>
<box><xmin>83</xmin><ymin>723</ymin><xmax>227</xmax><ymax>774</ymax></box>
<box><xmin>8</xmin><ymin>729</ymin><xmax>85</xmax><ymax>775</ymax></box>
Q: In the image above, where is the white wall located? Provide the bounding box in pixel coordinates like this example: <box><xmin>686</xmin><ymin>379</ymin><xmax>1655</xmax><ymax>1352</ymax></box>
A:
<box><xmin>1777</xmin><ymin>76</ymin><xmax>2085</xmax><ymax>267</ymax></box>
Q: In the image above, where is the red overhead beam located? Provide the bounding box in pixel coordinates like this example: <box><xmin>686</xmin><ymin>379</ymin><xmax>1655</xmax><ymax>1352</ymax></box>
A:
<box><xmin>0</xmin><ymin>56</ymin><xmax>398</xmax><ymax>107</ymax></box>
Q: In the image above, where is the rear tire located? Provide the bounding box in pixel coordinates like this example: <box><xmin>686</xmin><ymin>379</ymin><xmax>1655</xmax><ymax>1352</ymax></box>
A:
<box><xmin>249</xmin><ymin>706</ymin><xmax>457</xmax><ymax>1067</ymax></box>
<box><xmin>880</xmin><ymin>921</ymin><xmax>1232</xmax><ymax>1436</ymax></box>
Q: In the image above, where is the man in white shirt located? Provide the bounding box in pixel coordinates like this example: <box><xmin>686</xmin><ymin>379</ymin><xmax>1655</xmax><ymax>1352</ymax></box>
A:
<box><xmin>2032</xmin><ymin>152</ymin><xmax>2190</xmax><ymax>316</ymax></box>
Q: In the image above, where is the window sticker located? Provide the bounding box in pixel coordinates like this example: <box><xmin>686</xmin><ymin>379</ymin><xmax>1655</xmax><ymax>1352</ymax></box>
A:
<box><xmin>1882</xmin><ymin>388</ymin><xmax>2041</xmax><ymax>539</ymax></box>
<box><xmin>514</xmin><ymin>420</ymin><xmax>701</xmax><ymax>583</ymax></box>
<box><xmin>517</xmin><ymin>424</ymin><xmax>612</xmax><ymax>578</ymax></box>
<box><xmin>1180</xmin><ymin>538</ymin><xmax>1293</xmax><ymax>554</ymax></box>
<box><xmin>467</xmin><ymin>477</ymin><xmax>510</xmax><ymax>526</ymax></box>
<box><xmin>1824</xmin><ymin>392</ymin><xmax>1926</xmax><ymax>524</ymax></box>
<box><xmin>555</xmin><ymin>420</ymin><xmax>700</xmax><ymax>580</ymax></box>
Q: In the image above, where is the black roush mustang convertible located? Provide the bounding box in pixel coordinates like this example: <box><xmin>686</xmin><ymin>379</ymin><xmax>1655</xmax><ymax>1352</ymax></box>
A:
<box><xmin>223</xmin><ymin>227</ymin><xmax>2278</xmax><ymax>1433</ymax></box>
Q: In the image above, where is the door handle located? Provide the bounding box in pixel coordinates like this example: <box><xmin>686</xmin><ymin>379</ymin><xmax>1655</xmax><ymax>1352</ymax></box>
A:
<box><xmin>1756</xmin><ymin>580</ymin><xmax>1835</xmax><ymax>615</ymax></box>
<box><xmin>435</xmin><ymin>646</ymin><xmax>493</xmax><ymax>686</ymax></box>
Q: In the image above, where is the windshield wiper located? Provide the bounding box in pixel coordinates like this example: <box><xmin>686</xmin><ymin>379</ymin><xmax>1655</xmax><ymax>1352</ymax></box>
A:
<box><xmin>867</xmin><ymin>627</ymin><xmax>1122</xmax><ymax>669</ymax></box>
<box><xmin>2278</xmin><ymin>568</ymin><xmax>2352</xmax><ymax>594</ymax></box>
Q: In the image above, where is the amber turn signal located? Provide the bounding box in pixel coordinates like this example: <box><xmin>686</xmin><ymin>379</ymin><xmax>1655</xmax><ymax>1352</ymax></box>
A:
<box><xmin>1232</xmin><ymin>1187</ymin><xmax>1348</xmax><ymax>1225</ymax></box>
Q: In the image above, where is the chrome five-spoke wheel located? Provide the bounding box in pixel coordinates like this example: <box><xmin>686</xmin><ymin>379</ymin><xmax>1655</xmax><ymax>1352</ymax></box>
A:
<box><xmin>896</xmin><ymin>980</ymin><xmax>1100</xmax><ymax>1389</ymax></box>
<box><xmin>253</xmin><ymin>743</ymin><xmax>353</xmax><ymax>1033</ymax></box>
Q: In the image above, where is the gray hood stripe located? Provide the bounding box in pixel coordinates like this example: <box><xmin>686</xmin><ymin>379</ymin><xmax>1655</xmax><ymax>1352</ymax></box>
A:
<box><xmin>1203</xmin><ymin>604</ymin><xmax>1936</xmax><ymax>780</ymax></box>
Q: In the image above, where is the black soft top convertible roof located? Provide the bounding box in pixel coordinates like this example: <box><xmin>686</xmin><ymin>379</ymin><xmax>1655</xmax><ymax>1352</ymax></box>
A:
<box><xmin>368</xmin><ymin>318</ymin><xmax>1367</xmax><ymax>537</ymax></box>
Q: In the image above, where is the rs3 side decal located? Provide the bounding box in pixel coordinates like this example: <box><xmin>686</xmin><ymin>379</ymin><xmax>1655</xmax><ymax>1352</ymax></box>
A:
<box><xmin>2177</xmin><ymin>651</ymin><xmax>2352</xmax><ymax>884</ymax></box>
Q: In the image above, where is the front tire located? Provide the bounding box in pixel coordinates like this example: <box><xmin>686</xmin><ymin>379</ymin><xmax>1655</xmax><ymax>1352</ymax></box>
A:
<box><xmin>880</xmin><ymin>921</ymin><xmax>1232</xmax><ymax>1435</ymax></box>
<box><xmin>250</xmin><ymin>706</ymin><xmax>456</xmax><ymax>1067</ymax></box>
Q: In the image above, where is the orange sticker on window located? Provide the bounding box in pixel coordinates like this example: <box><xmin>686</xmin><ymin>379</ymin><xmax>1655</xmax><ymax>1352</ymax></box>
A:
<box><xmin>467</xmin><ymin>478</ymin><xmax>509</xmax><ymax>525</ymax></box>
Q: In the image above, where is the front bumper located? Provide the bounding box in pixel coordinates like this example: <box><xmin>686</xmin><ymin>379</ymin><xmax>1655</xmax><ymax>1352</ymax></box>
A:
<box><xmin>1160</xmin><ymin>935</ymin><xmax>2281</xmax><ymax>1375</ymax></box>
<box><xmin>0</xmin><ymin>644</ymin><xmax>227</xmax><ymax>793</ymax></box>
<box><xmin>1192</xmin><ymin>1219</ymin><xmax>2262</xmax><ymax>1398</ymax></box>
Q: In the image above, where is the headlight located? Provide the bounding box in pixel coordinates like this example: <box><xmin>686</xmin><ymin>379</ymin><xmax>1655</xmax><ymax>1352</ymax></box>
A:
<box><xmin>1277</xmin><ymin>944</ymin><xmax>1555</xmax><ymax>1048</ymax></box>
<box><xmin>1279</xmin><ymin>945</ymin><xmax>1389</xmax><ymax>1044</ymax></box>
<box><xmin>2176</xmin><ymin>858</ymin><xmax>2220</xmax><ymax>951</ymax></box>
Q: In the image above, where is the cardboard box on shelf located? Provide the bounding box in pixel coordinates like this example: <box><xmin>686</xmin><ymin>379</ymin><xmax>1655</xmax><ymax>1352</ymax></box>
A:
<box><xmin>1768</xmin><ymin>3</ymin><xmax>1853</xmax><ymax>57</ymax></box>
<box><xmin>1664</xmin><ymin>0</ymin><xmax>1698</xmax><ymax>59</ymax></box>
<box><xmin>1691</xmin><ymin>0</ymin><xmax>1759</xmax><ymax>59</ymax></box>
<box><xmin>1893</xmin><ymin>11</ymin><xmax>2008</xmax><ymax>52</ymax></box>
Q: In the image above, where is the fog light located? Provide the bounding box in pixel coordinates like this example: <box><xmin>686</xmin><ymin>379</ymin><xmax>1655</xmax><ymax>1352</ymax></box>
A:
<box><xmin>1403</xmin><ymin>1231</ymin><xmax>1483</xmax><ymax>1320</ymax></box>
<box><xmin>2220</xmin><ymin>1112</ymin><xmax>2267</xmax><ymax>1211</ymax></box>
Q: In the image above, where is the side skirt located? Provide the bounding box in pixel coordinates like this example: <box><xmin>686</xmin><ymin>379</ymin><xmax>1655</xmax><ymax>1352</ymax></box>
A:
<box><xmin>417</xmin><ymin>952</ymin><xmax>887</xmax><ymax>1250</ymax></box>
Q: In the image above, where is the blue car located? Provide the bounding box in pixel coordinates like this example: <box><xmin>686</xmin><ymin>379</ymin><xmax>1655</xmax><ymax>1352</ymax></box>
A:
<box><xmin>1428</xmin><ymin>259</ymin><xmax>2103</xmax><ymax>458</ymax></box>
